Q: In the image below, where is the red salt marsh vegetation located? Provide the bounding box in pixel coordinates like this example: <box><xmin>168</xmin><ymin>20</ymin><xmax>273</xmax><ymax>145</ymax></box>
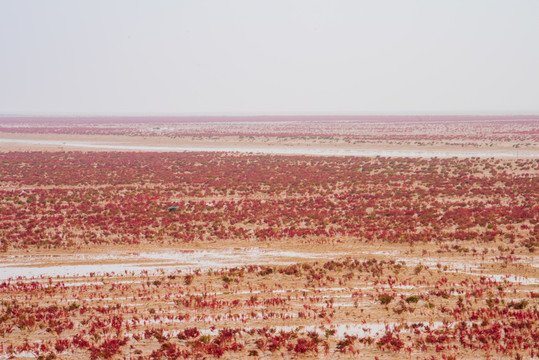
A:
<box><xmin>0</xmin><ymin>149</ymin><xmax>537</xmax><ymax>359</ymax></box>
<box><xmin>0</xmin><ymin>255</ymin><xmax>537</xmax><ymax>359</ymax></box>
<box><xmin>0</xmin><ymin>152</ymin><xmax>536</xmax><ymax>250</ymax></box>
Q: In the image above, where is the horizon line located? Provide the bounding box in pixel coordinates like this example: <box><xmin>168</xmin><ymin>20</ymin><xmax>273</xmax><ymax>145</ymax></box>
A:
<box><xmin>2</xmin><ymin>112</ymin><xmax>539</xmax><ymax>118</ymax></box>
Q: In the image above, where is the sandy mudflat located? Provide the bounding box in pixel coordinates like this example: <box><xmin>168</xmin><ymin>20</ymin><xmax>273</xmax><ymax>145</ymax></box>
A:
<box><xmin>0</xmin><ymin>133</ymin><xmax>536</xmax><ymax>157</ymax></box>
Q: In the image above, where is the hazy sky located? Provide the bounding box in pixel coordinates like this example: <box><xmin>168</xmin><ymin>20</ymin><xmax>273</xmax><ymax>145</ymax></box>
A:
<box><xmin>1</xmin><ymin>0</ymin><xmax>538</xmax><ymax>115</ymax></box>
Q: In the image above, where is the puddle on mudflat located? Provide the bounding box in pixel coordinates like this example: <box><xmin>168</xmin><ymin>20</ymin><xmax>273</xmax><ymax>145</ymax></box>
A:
<box><xmin>0</xmin><ymin>138</ymin><xmax>530</xmax><ymax>158</ymax></box>
<box><xmin>153</xmin><ymin>321</ymin><xmax>457</xmax><ymax>340</ymax></box>
<box><xmin>0</xmin><ymin>248</ymin><xmax>344</xmax><ymax>280</ymax></box>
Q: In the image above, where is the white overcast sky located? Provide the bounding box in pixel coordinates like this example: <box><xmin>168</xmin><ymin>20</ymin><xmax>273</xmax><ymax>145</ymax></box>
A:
<box><xmin>1</xmin><ymin>0</ymin><xmax>538</xmax><ymax>115</ymax></box>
